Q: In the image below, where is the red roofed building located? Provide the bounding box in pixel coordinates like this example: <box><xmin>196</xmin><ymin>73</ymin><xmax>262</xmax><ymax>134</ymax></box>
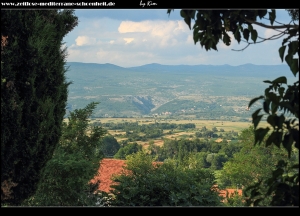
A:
<box><xmin>90</xmin><ymin>158</ymin><xmax>126</xmax><ymax>193</ymax></box>
<box><xmin>219</xmin><ymin>188</ymin><xmax>243</xmax><ymax>198</ymax></box>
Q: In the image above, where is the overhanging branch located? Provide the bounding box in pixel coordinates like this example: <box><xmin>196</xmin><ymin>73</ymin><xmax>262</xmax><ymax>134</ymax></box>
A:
<box><xmin>243</xmin><ymin>17</ymin><xmax>299</xmax><ymax>30</ymax></box>
<box><xmin>232</xmin><ymin>43</ymin><xmax>250</xmax><ymax>52</ymax></box>
<box><xmin>232</xmin><ymin>31</ymin><xmax>286</xmax><ymax>51</ymax></box>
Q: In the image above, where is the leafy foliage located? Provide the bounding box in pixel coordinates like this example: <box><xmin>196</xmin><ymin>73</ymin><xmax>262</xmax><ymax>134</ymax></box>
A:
<box><xmin>23</xmin><ymin>102</ymin><xmax>105</xmax><ymax>206</ymax></box>
<box><xmin>223</xmin><ymin>190</ymin><xmax>245</xmax><ymax>207</ymax></box>
<box><xmin>110</xmin><ymin>151</ymin><xmax>222</xmax><ymax>206</ymax></box>
<box><xmin>168</xmin><ymin>9</ymin><xmax>299</xmax><ymax>206</ymax></box>
<box><xmin>244</xmin><ymin>159</ymin><xmax>299</xmax><ymax>206</ymax></box>
<box><xmin>114</xmin><ymin>142</ymin><xmax>142</xmax><ymax>159</ymax></box>
<box><xmin>219</xmin><ymin>127</ymin><xmax>297</xmax><ymax>193</ymax></box>
<box><xmin>1</xmin><ymin>10</ymin><xmax>78</xmax><ymax>205</ymax></box>
<box><xmin>101</xmin><ymin>135</ymin><xmax>121</xmax><ymax>157</ymax></box>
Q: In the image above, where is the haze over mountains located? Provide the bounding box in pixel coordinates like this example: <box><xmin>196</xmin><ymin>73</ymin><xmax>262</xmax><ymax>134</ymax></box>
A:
<box><xmin>65</xmin><ymin>62</ymin><xmax>296</xmax><ymax>120</ymax></box>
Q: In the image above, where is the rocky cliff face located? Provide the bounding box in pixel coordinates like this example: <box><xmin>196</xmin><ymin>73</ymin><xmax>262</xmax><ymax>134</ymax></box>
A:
<box><xmin>130</xmin><ymin>96</ymin><xmax>155</xmax><ymax>114</ymax></box>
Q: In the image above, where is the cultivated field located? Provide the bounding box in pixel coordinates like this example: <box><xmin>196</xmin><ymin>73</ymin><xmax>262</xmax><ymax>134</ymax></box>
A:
<box><xmin>90</xmin><ymin>117</ymin><xmax>269</xmax><ymax>133</ymax></box>
<box><xmin>70</xmin><ymin>115</ymin><xmax>294</xmax><ymax>151</ymax></box>
<box><xmin>86</xmin><ymin>117</ymin><xmax>270</xmax><ymax>149</ymax></box>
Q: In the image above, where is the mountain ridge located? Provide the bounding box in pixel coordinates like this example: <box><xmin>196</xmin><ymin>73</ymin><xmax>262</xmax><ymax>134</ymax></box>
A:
<box><xmin>66</xmin><ymin>62</ymin><xmax>292</xmax><ymax>77</ymax></box>
<box><xmin>65</xmin><ymin>62</ymin><xmax>297</xmax><ymax>119</ymax></box>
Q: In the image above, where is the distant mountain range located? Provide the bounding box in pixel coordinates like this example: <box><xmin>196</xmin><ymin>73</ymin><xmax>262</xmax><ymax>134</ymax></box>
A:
<box><xmin>65</xmin><ymin>62</ymin><xmax>297</xmax><ymax>120</ymax></box>
<box><xmin>126</xmin><ymin>63</ymin><xmax>292</xmax><ymax>77</ymax></box>
<box><xmin>67</xmin><ymin>62</ymin><xmax>293</xmax><ymax>77</ymax></box>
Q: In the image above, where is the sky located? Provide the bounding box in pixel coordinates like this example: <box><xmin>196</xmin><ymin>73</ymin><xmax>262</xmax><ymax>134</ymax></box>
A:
<box><xmin>63</xmin><ymin>9</ymin><xmax>293</xmax><ymax>67</ymax></box>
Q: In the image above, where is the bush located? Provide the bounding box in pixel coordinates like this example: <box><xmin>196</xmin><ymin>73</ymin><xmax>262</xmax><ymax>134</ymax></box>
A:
<box><xmin>114</xmin><ymin>143</ymin><xmax>142</xmax><ymax>160</ymax></box>
<box><xmin>23</xmin><ymin>102</ymin><xmax>105</xmax><ymax>206</ymax></box>
<box><xmin>110</xmin><ymin>151</ymin><xmax>223</xmax><ymax>206</ymax></box>
<box><xmin>101</xmin><ymin>135</ymin><xmax>121</xmax><ymax>157</ymax></box>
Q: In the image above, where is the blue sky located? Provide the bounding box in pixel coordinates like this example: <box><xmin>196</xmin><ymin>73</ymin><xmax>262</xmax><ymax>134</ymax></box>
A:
<box><xmin>63</xmin><ymin>9</ymin><xmax>293</xmax><ymax>67</ymax></box>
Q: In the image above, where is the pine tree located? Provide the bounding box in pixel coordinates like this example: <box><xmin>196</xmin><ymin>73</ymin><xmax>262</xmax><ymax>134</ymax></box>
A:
<box><xmin>1</xmin><ymin>10</ymin><xmax>78</xmax><ymax>205</ymax></box>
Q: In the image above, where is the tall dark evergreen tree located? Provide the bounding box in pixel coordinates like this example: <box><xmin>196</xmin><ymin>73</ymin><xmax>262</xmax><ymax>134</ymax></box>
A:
<box><xmin>1</xmin><ymin>10</ymin><xmax>78</xmax><ymax>205</ymax></box>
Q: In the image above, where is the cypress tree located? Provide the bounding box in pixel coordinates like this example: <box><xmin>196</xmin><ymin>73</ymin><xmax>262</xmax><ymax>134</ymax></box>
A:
<box><xmin>1</xmin><ymin>10</ymin><xmax>78</xmax><ymax>205</ymax></box>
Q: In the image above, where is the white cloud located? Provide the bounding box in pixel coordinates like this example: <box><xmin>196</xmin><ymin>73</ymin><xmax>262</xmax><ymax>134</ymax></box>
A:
<box><xmin>118</xmin><ymin>20</ymin><xmax>188</xmax><ymax>38</ymax></box>
<box><xmin>75</xmin><ymin>36</ymin><xmax>96</xmax><ymax>46</ymax></box>
<box><xmin>118</xmin><ymin>21</ymin><xmax>151</xmax><ymax>33</ymax></box>
<box><xmin>123</xmin><ymin>38</ymin><xmax>134</xmax><ymax>44</ymax></box>
<box><xmin>186</xmin><ymin>35</ymin><xmax>193</xmax><ymax>44</ymax></box>
<box><xmin>94</xmin><ymin>49</ymin><xmax>157</xmax><ymax>67</ymax></box>
<box><xmin>64</xmin><ymin>13</ymin><xmax>287</xmax><ymax>67</ymax></box>
<box><xmin>66</xmin><ymin>48</ymin><xmax>80</xmax><ymax>58</ymax></box>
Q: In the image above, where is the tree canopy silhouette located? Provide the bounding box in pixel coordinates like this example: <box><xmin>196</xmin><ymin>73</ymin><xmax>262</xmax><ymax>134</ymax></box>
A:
<box><xmin>168</xmin><ymin>9</ymin><xmax>299</xmax><ymax>206</ymax></box>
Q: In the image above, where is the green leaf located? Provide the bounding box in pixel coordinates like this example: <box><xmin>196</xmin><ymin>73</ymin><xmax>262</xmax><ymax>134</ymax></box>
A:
<box><xmin>254</xmin><ymin>127</ymin><xmax>270</xmax><ymax>145</ymax></box>
<box><xmin>211</xmin><ymin>42</ymin><xmax>217</xmax><ymax>51</ymax></box>
<box><xmin>248</xmin><ymin>24</ymin><xmax>253</xmax><ymax>31</ymax></box>
<box><xmin>180</xmin><ymin>10</ymin><xmax>187</xmax><ymax>18</ymax></box>
<box><xmin>278</xmin><ymin>87</ymin><xmax>285</xmax><ymax>97</ymax></box>
<box><xmin>197</xmin><ymin>17</ymin><xmax>205</xmax><ymax>30</ymax></box>
<box><xmin>167</xmin><ymin>9</ymin><xmax>174</xmax><ymax>16</ymax></box>
<box><xmin>271</xmin><ymin>102</ymin><xmax>278</xmax><ymax>114</ymax></box>
<box><xmin>234</xmin><ymin>28</ymin><xmax>241</xmax><ymax>43</ymax></box>
<box><xmin>278</xmin><ymin>46</ymin><xmax>286</xmax><ymax>62</ymax></box>
<box><xmin>248</xmin><ymin>96</ymin><xmax>264</xmax><ymax>108</ymax></box>
<box><xmin>208</xmin><ymin>39</ymin><xmax>213</xmax><ymax>49</ymax></box>
<box><xmin>190</xmin><ymin>10</ymin><xmax>196</xmax><ymax>19</ymax></box>
<box><xmin>263</xmin><ymin>80</ymin><xmax>272</xmax><ymax>84</ymax></box>
<box><xmin>251</xmin><ymin>29</ymin><xmax>258</xmax><ymax>43</ymax></box>
<box><xmin>257</xmin><ymin>10</ymin><xmax>268</xmax><ymax>19</ymax></box>
<box><xmin>184</xmin><ymin>17</ymin><xmax>191</xmax><ymax>30</ymax></box>
<box><xmin>193</xmin><ymin>27</ymin><xmax>200</xmax><ymax>44</ymax></box>
<box><xmin>263</xmin><ymin>100</ymin><xmax>270</xmax><ymax>114</ymax></box>
<box><xmin>287</xmin><ymin>41</ymin><xmax>298</xmax><ymax>55</ymax></box>
<box><xmin>285</xmin><ymin>53</ymin><xmax>292</xmax><ymax>66</ymax></box>
<box><xmin>290</xmin><ymin>58</ymin><xmax>299</xmax><ymax>76</ymax></box>
<box><xmin>223</xmin><ymin>32</ymin><xmax>230</xmax><ymax>46</ymax></box>
<box><xmin>252</xmin><ymin>108</ymin><xmax>262</xmax><ymax>119</ymax></box>
<box><xmin>243</xmin><ymin>28</ymin><xmax>250</xmax><ymax>41</ymax></box>
<box><xmin>267</xmin><ymin>115</ymin><xmax>275</xmax><ymax>128</ymax></box>
<box><xmin>267</xmin><ymin>92</ymin><xmax>280</xmax><ymax>104</ymax></box>
<box><xmin>253</xmin><ymin>114</ymin><xmax>263</xmax><ymax>129</ymax></box>
<box><xmin>264</xmin><ymin>87</ymin><xmax>271</xmax><ymax>95</ymax></box>
<box><xmin>266</xmin><ymin>131</ymin><xmax>282</xmax><ymax>148</ymax></box>
<box><xmin>272</xmin><ymin>76</ymin><xmax>287</xmax><ymax>84</ymax></box>
<box><xmin>268</xmin><ymin>9</ymin><xmax>276</xmax><ymax>25</ymax></box>
<box><xmin>277</xmin><ymin>114</ymin><xmax>285</xmax><ymax>129</ymax></box>
<box><xmin>285</xmin><ymin>55</ymin><xmax>298</xmax><ymax>76</ymax></box>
